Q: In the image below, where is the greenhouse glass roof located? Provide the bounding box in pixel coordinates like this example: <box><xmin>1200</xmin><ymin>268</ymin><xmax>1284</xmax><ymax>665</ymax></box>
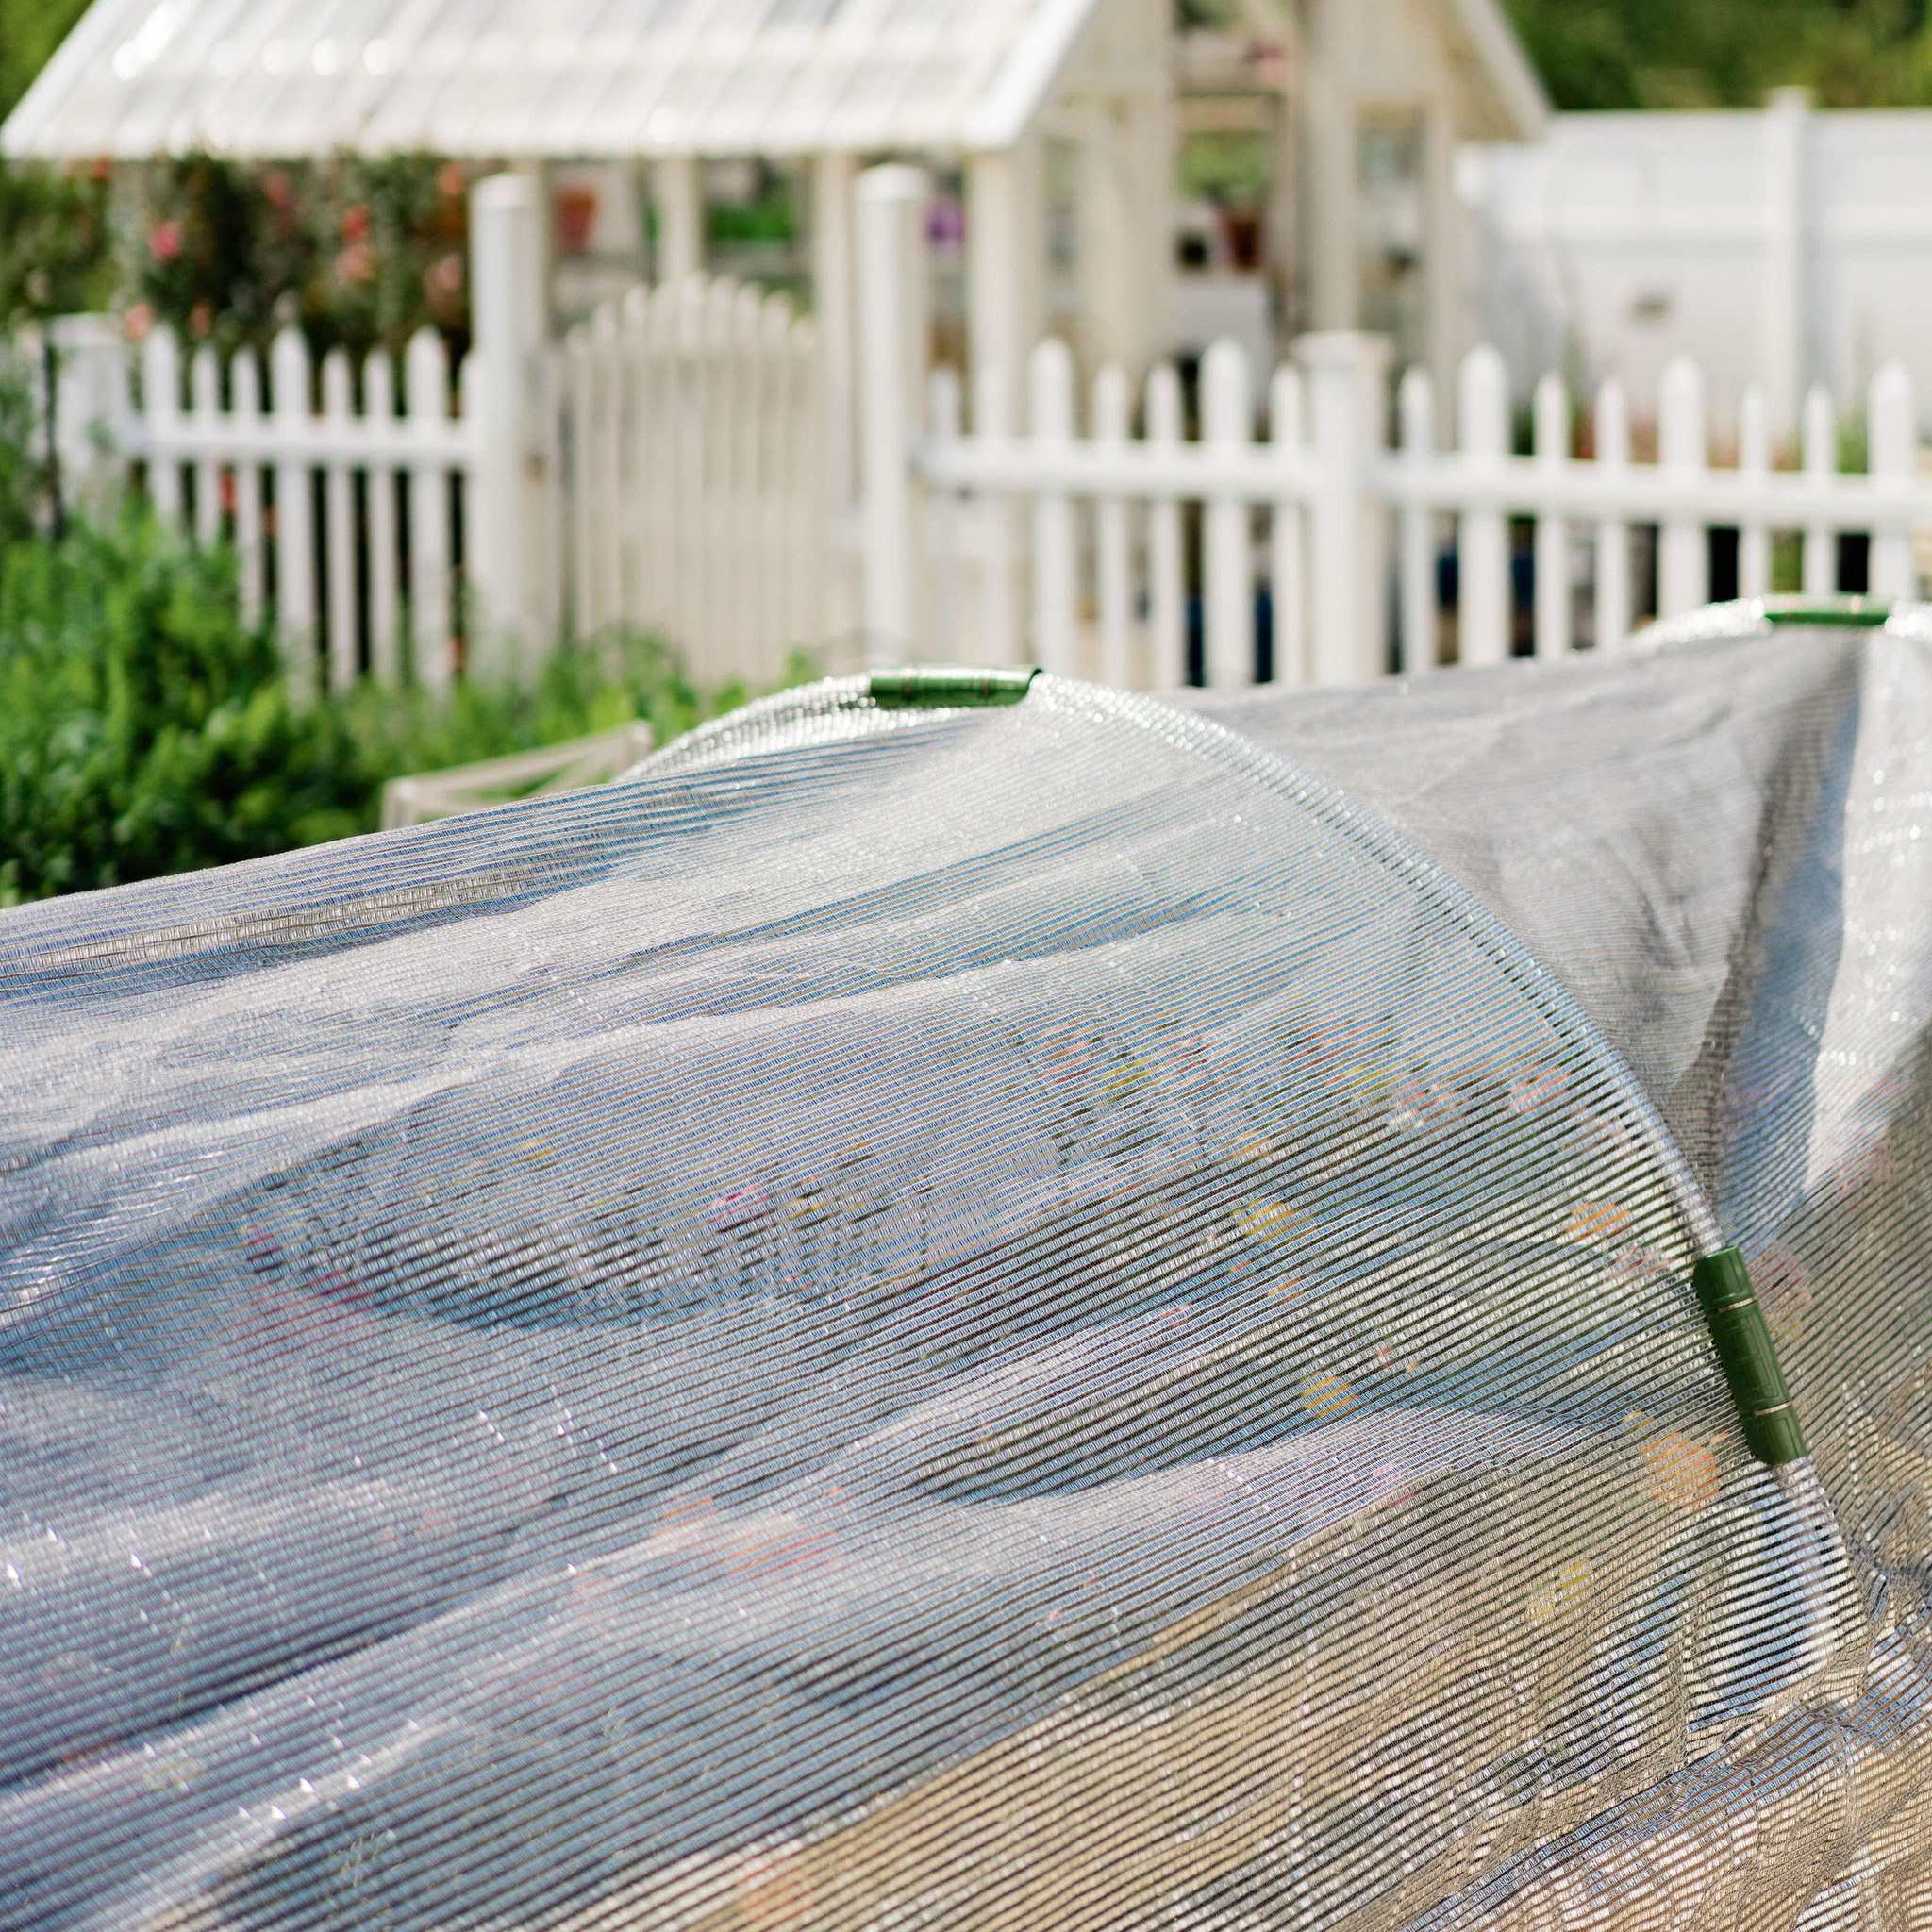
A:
<box><xmin>1</xmin><ymin>0</ymin><xmax>1101</xmax><ymax>161</ymax></box>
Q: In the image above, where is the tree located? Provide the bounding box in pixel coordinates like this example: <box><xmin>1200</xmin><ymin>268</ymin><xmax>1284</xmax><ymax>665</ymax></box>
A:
<box><xmin>1501</xmin><ymin>0</ymin><xmax>1932</xmax><ymax>109</ymax></box>
<box><xmin>0</xmin><ymin>0</ymin><xmax>90</xmax><ymax>123</ymax></box>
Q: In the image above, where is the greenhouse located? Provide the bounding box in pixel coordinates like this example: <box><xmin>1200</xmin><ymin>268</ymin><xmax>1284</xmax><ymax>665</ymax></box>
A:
<box><xmin>1</xmin><ymin>605</ymin><xmax>1928</xmax><ymax>1925</ymax></box>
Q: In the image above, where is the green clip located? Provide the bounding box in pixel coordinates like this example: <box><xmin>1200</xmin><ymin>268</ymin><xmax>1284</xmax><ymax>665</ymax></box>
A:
<box><xmin>1762</xmin><ymin>597</ymin><xmax>1890</xmax><ymax>629</ymax></box>
<box><xmin>868</xmin><ymin>666</ymin><xmax>1041</xmax><ymax>710</ymax></box>
<box><xmin>1692</xmin><ymin>1246</ymin><xmax>1808</xmax><ymax>1466</ymax></box>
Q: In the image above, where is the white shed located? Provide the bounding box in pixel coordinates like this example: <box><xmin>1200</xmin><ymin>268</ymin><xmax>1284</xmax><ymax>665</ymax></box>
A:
<box><xmin>1174</xmin><ymin>0</ymin><xmax>1548</xmax><ymax>400</ymax></box>
<box><xmin>3</xmin><ymin>0</ymin><xmax>1175</xmax><ymax>504</ymax></box>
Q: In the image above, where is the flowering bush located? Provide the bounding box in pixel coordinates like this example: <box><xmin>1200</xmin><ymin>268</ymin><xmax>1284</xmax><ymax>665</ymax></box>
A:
<box><xmin>128</xmin><ymin>150</ymin><xmax>471</xmax><ymax>361</ymax></box>
<box><xmin>311</xmin><ymin>154</ymin><xmax>471</xmax><ymax>359</ymax></box>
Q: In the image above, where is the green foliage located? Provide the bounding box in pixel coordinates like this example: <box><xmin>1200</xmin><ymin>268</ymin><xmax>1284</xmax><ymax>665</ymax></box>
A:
<box><xmin>0</xmin><ymin>510</ymin><xmax>353</xmax><ymax>902</ymax></box>
<box><xmin>0</xmin><ymin>501</ymin><xmax>771</xmax><ymax>907</ymax></box>
<box><xmin>1178</xmin><ymin>131</ymin><xmax>1272</xmax><ymax>206</ymax></box>
<box><xmin>0</xmin><ymin>158</ymin><xmax>112</xmax><ymax>325</ymax></box>
<box><xmin>0</xmin><ymin>358</ymin><xmax>45</xmax><ymax>548</ymax></box>
<box><xmin>707</xmin><ymin>184</ymin><xmax>798</xmax><ymax>250</ymax></box>
<box><xmin>0</xmin><ymin>0</ymin><xmax>89</xmax><ymax>123</ymax></box>
<box><xmin>1502</xmin><ymin>0</ymin><xmax>1932</xmax><ymax>108</ymax></box>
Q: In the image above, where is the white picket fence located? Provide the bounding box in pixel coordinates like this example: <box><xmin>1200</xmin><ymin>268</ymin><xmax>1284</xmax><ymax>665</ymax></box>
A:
<box><xmin>36</xmin><ymin>162</ymin><xmax>1932</xmax><ymax>704</ymax></box>
<box><xmin>866</xmin><ymin>164</ymin><xmax>1932</xmax><ymax>689</ymax></box>
<box><xmin>557</xmin><ymin>276</ymin><xmax>827</xmax><ymax>691</ymax></box>
<box><xmin>905</xmin><ymin>340</ymin><xmax>1932</xmax><ymax>688</ymax></box>
<box><xmin>122</xmin><ymin>323</ymin><xmax>475</xmax><ymax>691</ymax></box>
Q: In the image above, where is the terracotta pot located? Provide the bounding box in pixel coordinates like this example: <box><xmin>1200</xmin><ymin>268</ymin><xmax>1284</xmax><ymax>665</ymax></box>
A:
<box><xmin>555</xmin><ymin>186</ymin><xmax>599</xmax><ymax>257</ymax></box>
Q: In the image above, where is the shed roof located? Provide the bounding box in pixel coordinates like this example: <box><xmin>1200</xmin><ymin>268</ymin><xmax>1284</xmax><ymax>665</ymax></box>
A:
<box><xmin>2</xmin><ymin>0</ymin><xmax>1101</xmax><ymax>162</ymax></box>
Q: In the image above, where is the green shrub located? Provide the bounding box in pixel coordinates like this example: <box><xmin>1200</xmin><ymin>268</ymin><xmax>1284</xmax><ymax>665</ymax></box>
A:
<box><xmin>0</xmin><ymin>506</ymin><xmax>777</xmax><ymax>907</ymax></box>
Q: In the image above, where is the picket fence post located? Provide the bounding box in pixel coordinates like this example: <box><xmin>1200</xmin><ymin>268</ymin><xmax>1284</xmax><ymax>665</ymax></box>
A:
<box><xmin>470</xmin><ymin>173</ymin><xmax>549</xmax><ymax>679</ymax></box>
<box><xmin>1297</xmin><ymin>331</ymin><xmax>1391</xmax><ymax>685</ymax></box>
<box><xmin>1869</xmin><ymin>362</ymin><xmax>1916</xmax><ymax>601</ymax></box>
<box><xmin>857</xmin><ymin>163</ymin><xmax>930</xmax><ymax>666</ymax></box>
<box><xmin>47</xmin><ymin>313</ymin><xmax>127</xmax><ymax>522</ymax></box>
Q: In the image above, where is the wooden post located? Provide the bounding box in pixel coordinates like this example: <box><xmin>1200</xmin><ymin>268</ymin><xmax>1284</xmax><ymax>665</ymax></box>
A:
<box><xmin>321</xmin><ymin>347</ymin><xmax>358</xmax><ymax>690</ymax></box>
<box><xmin>1739</xmin><ymin>384</ymin><xmax>1772</xmax><ymax>600</ymax></box>
<box><xmin>1593</xmin><ymin>378</ymin><xmax>1631</xmax><ymax>650</ymax></box>
<box><xmin>1396</xmin><ymin>366</ymin><xmax>1435</xmax><ymax>674</ymax></box>
<box><xmin>364</xmin><ymin>347</ymin><xmax>401</xmax><ymax>683</ymax></box>
<box><xmin>1763</xmin><ymin>88</ymin><xmax>1811</xmax><ymax>446</ymax></box>
<box><xmin>1030</xmin><ymin>339</ymin><xmax>1077</xmax><ymax>676</ymax></box>
<box><xmin>1869</xmin><ymin>362</ymin><xmax>1916</xmax><ymax>601</ymax></box>
<box><xmin>190</xmin><ymin>344</ymin><xmax>223</xmax><ymax>549</ymax></box>
<box><xmin>1077</xmin><ymin>99</ymin><xmax>1141</xmax><ymax>375</ymax></box>
<box><xmin>812</xmin><ymin>152</ymin><xmax>858</xmax><ymax>513</ymax></box>
<box><xmin>966</xmin><ymin>139</ymin><xmax>1042</xmax><ymax>411</ymax></box>
<box><xmin>1658</xmin><ymin>355</ymin><xmax>1708</xmax><ymax>617</ymax></box>
<box><xmin>654</xmin><ymin>154</ymin><xmax>704</xmax><ymax>282</ymax></box>
<box><xmin>1457</xmin><ymin>342</ymin><xmax>1509</xmax><ymax>666</ymax></box>
<box><xmin>1269</xmin><ymin>365</ymin><xmax>1307</xmax><ymax>683</ymax></box>
<box><xmin>966</xmin><ymin>139</ymin><xmax>1042</xmax><ymax>671</ymax></box>
<box><xmin>470</xmin><ymin>171</ymin><xmax>548</xmax><ymax>677</ymax></box>
<box><xmin>1093</xmin><ymin>362</ymin><xmax>1132</xmax><ymax>688</ymax></box>
<box><xmin>1422</xmin><ymin>96</ymin><xmax>1461</xmax><ymax>419</ymax></box>
<box><xmin>1145</xmin><ymin>362</ymin><xmax>1185</xmax><ymax>688</ymax></box>
<box><xmin>857</xmin><ymin>163</ymin><xmax>931</xmax><ymax>664</ymax></box>
<box><xmin>230</xmin><ymin>349</ymin><xmax>266</xmax><ymax>625</ymax></box>
<box><xmin>271</xmin><ymin>325</ymin><xmax>317</xmax><ymax>678</ymax></box>
<box><xmin>1303</xmin><ymin>0</ymin><xmax>1360</xmax><ymax>333</ymax></box>
<box><xmin>406</xmin><ymin>328</ymin><xmax>454</xmax><ymax>691</ymax></box>
<box><xmin>48</xmin><ymin>313</ymin><xmax>125</xmax><ymax>523</ymax></box>
<box><xmin>1202</xmin><ymin>340</ymin><xmax>1255</xmax><ymax>688</ymax></box>
<box><xmin>142</xmin><ymin>325</ymin><xmax>183</xmax><ymax>524</ymax></box>
<box><xmin>1532</xmin><ymin>371</ymin><xmax>1570</xmax><ymax>658</ymax></box>
<box><xmin>1802</xmin><ymin>384</ymin><xmax>1836</xmax><ymax>596</ymax></box>
<box><xmin>1299</xmin><ymin>330</ymin><xmax>1391</xmax><ymax>683</ymax></box>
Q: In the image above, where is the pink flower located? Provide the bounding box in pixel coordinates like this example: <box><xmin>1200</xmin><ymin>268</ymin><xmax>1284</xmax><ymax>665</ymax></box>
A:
<box><xmin>335</xmin><ymin>241</ymin><xmax>374</xmax><ymax>286</ymax></box>
<box><xmin>262</xmin><ymin>170</ymin><xmax>294</xmax><ymax>213</ymax></box>
<box><xmin>436</xmin><ymin>160</ymin><xmax>467</xmax><ymax>200</ymax></box>
<box><xmin>341</xmin><ymin>202</ymin><xmax>371</xmax><ymax>244</ymax></box>
<box><xmin>148</xmin><ymin>218</ymin><xmax>183</xmax><ymax>264</ymax></box>
<box><xmin>124</xmin><ymin>301</ymin><xmax>156</xmax><ymax>341</ymax></box>
<box><xmin>425</xmin><ymin>250</ymin><xmax>463</xmax><ymax>302</ymax></box>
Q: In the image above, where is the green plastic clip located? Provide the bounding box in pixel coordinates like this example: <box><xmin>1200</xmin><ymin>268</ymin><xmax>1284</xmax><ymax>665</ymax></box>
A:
<box><xmin>1692</xmin><ymin>1246</ymin><xmax>1808</xmax><ymax>1466</ymax></box>
<box><xmin>1761</xmin><ymin>596</ymin><xmax>1890</xmax><ymax>629</ymax></box>
<box><xmin>868</xmin><ymin>666</ymin><xmax>1041</xmax><ymax>710</ymax></box>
